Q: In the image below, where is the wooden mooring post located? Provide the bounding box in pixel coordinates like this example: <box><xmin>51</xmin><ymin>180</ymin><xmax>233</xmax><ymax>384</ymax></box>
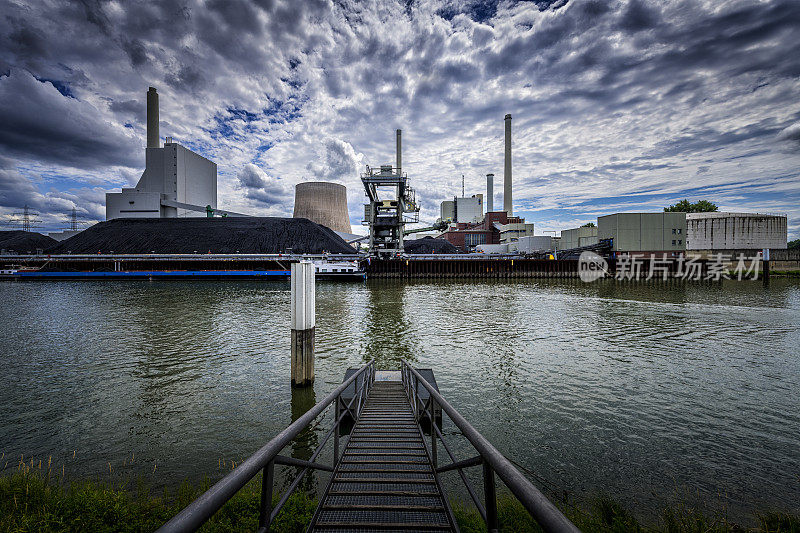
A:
<box><xmin>291</xmin><ymin>260</ymin><xmax>315</xmax><ymax>386</ymax></box>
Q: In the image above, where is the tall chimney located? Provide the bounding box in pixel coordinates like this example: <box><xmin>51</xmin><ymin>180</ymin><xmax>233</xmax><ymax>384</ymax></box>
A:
<box><xmin>486</xmin><ymin>173</ymin><xmax>494</xmax><ymax>212</ymax></box>
<box><xmin>503</xmin><ymin>114</ymin><xmax>512</xmax><ymax>215</ymax></box>
<box><xmin>147</xmin><ymin>87</ymin><xmax>159</xmax><ymax>149</ymax></box>
<box><xmin>396</xmin><ymin>129</ymin><xmax>402</xmax><ymax>174</ymax></box>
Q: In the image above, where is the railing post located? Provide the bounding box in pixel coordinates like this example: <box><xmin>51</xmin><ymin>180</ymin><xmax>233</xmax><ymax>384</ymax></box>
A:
<box><xmin>258</xmin><ymin>460</ymin><xmax>275</xmax><ymax>530</ymax></box>
<box><xmin>412</xmin><ymin>375</ymin><xmax>418</xmax><ymax>421</ymax></box>
<box><xmin>430</xmin><ymin>397</ymin><xmax>437</xmax><ymax>468</ymax></box>
<box><xmin>483</xmin><ymin>462</ymin><xmax>499</xmax><ymax>533</ymax></box>
<box><xmin>333</xmin><ymin>397</ymin><xmax>340</xmax><ymax>464</ymax></box>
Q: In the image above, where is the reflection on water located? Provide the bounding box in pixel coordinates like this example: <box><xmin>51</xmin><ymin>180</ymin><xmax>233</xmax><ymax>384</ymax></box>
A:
<box><xmin>1</xmin><ymin>278</ymin><xmax>799</xmax><ymax>523</ymax></box>
<box><xmin>361</xmin><ymin>281</ymin><xmax>418</xmax><ymax>368</ymax></box>
<box><xmin>289</xmin><ymin>385</ymin><xmax>318</xmax><ymax>493</ymax></box>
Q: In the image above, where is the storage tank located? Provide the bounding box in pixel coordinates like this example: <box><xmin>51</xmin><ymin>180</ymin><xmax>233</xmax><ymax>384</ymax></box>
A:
<box><xmin>293</xmin><ymin>182</ymin><xmax>352</xmax><ymax>233</ymax></box>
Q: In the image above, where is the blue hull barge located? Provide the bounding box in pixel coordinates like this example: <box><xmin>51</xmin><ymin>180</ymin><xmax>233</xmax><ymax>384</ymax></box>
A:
<box><xmin>0</xmin><ymin>254</ymin><xmax>366</xmax><ymax>281</ymax></box>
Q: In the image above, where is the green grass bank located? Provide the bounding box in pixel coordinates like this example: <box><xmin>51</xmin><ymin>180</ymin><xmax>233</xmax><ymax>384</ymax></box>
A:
<box><xmin>1</xmin><ymin>467</ymin><xmax>798</xmax><ymax>532</ymax></box>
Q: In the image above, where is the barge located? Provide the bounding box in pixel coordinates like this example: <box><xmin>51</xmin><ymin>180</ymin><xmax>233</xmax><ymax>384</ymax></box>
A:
<box><xmin>0</xmin><ymin>255</ymin><xmax>365</xmax><ymax>281</ymax></box>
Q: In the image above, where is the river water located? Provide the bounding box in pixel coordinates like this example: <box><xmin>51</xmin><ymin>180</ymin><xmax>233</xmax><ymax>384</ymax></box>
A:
<box><xmin>1</xmin><ymin>278</ymin><xmax>798</xmax><ymax>523</ymax></box>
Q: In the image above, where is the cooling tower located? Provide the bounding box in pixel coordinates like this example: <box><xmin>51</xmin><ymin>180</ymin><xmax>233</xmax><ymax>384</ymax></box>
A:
<box><xmin>293</xmin><ymin>182</ymin><xmax>352</xmax><ymax>234</ymax></box>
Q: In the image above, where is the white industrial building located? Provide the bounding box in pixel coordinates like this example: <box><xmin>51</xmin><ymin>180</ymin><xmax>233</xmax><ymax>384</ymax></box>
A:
<box><xmin>560</xmin><ymin>226</ymin><xmax>598</xmax><ymax>250</ymax></box>
<box><xmin>440</xmin><ymin>195</ymin><xmax>483</xmax><ymax>224</ymax></box>
<box><xmin>497</xmin><ymin>221</ymin><xmax>535</xmax><ymax>243</ymax></box>
<box><xmin>598</xmin><ymin>212</ymin><xmax>687</xmax><ymax>252</ymax></box>
<box><xmin>106</xmin><ymin>87</ymin><xmax>219</xmax><ymax>220</ymax></box>
<box><xmin>686</xmin><ymin>212</ymin><xmax>787</xmax><ymax>250</ymax></box>
<box><xmin>510</xmin><ymin>235</ymin><xmax>555</xmax><ymax>253</ymax></box>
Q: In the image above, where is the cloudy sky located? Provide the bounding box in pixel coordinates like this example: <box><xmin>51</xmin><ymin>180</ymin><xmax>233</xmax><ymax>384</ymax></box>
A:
<box><xmin>1</xmin><ymin>0</ymin><xmax>799</xmax><ymax>237</ymax></box>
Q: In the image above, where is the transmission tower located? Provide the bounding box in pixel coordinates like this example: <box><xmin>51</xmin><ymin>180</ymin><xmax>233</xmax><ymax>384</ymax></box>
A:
<box><xmin>66</xmin><ymin>206</ymin><xmax>84</xmax><ymax>231</ymax></box>
<box><xmin>7</xmin><ymin>205</ymin><xmax>42</xmax><ymax>232</ymax></box>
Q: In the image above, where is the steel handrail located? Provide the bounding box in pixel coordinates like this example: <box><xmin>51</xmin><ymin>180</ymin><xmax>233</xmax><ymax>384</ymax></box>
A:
<box><xmin>158</xmin><ymin>359</ymin><xmax>375</xmax><ymax>533</ymax></box>
<box><xmin>401</xmin><ymin>360</ymin><xmax>579</xmax><ymax>533</ymax></box>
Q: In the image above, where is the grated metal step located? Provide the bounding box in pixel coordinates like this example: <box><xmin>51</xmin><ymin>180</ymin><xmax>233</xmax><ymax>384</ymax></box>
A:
<box><xmin>310</xmin><ymin>381</ymin><xmax>455</xmax><ymax>532</ymax></box>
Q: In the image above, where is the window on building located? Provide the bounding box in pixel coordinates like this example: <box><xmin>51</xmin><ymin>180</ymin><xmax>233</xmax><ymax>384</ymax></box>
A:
<box><xmin>677</xmin><ymin>228</ymin><xmax>682</xmax><ymax>234</ymax></box>
<box><xmin>672</xmin><ymin>228</ymin><xmax>676</xmax><ymax>234</ymax></box>
<box><xmin>672</xmin><ymin>239</ymin><xmax>676</xmax><ymax>245</ymax></box>
<box><xmin>678</xmin><ymin>240</ymin><xmax>682</xmax><ymax>245</ymax></box>
<box><xmin>464</xmin><ymin>233</ymin><xmax>486</xmax><ymax>247</ymax></box>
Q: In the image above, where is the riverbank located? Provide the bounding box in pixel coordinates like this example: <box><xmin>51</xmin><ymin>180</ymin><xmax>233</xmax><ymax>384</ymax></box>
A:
<box><xmin>2</xmin><ymin>468</ymin><xmax>797</xmax><ymax>532</ymax></box>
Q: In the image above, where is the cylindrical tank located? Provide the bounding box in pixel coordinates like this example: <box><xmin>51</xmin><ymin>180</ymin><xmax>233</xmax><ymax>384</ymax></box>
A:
<box><xmin>293</xmin><ymin>182</ymin><xmax>352</xmax><ymax>234</ymax></box>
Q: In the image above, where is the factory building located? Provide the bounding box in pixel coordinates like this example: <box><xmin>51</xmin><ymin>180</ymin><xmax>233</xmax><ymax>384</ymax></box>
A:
<box><xmin>439</xmin><ymin>211</ymin><xmax>528</xmax><ymax>252</ymax></box>
<box><xmin>505</xmin><ymin>235</ymin><xmax>557</xmax><ymax>254</ymax></box>
<box><xmin>686</xmin><ymin>212</ymin><xmax>787</xmax><ymax>250</ymax></box>
<box><xmin>598</xmin><ymin>212</ymin><xmax>687</xmax><ymax>253</ymax></box>
<box><xmin>439</xmin><ymin>195</ymin><xmax>483</xmax><ymax>224</ymax></box>
<box><xmin>293</xmin><ymin>182</ymin><xmax>352</xmax><ymax>234</ymax></box>
<box><xmin>106</xmin><ymin>87</ymin><xmax>217</xmax><ymax>219</ymax></box>
<box><xmin>438</xmin><ymin>113</ymin><xmax>530</xmax><ymax>252</ymax></box>
<box><xmin>560</xmin><ymin>226</ymin><xmax>598</xmax><ymax>250</ymax></box>
<box><xmin>497</xmin><ymin>221</ymin><xmax>535</xmax><ymax>243</ymax></box>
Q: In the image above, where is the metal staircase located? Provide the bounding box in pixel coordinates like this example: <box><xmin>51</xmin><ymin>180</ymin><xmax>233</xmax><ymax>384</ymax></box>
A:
<box><xmin>309</xmin><ymin>380</ymin><xmax>456</xmax><ymax>531</ymax></box>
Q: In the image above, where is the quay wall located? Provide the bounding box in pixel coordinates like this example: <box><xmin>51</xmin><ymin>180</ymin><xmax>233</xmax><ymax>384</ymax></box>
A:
<box><xmin>365</xmin><ymin>258</ymin><xmax>581</xmax><ymax>279</ymax></box>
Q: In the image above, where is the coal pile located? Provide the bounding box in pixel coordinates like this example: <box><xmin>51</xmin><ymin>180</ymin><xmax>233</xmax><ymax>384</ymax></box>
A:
<box><xmin>0</xmin><ymin>231</ymin><xmax>57</xmax><ymax>254</ymax></box>
<box><xmin>404</xmin><ymin>236</ymin><xmax>460</xmax><ymax>254</ymax></box>
<box><xmin>47</xmin><ymin>218</ymin><xmax>356</xmax><ymax>254</ymax></box>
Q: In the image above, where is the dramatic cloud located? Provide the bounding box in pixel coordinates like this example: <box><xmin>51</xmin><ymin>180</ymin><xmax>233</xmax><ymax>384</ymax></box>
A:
<box><xmin>0</xmin><ymin>70</ymin><xmax>141</xmax><ymax>169</ymax></box>
<box><xmin>0</xmin><ymin>0</ymin><xmax>798</xmax><ymax>237</ymax></box>
<box><xmin>306</xmin><ymin>139</ymin><xmax>363</xmax><ymax>182</ymax></box>
<box><xmin>236</xmin><ymin>164</ymin><xmax>292</xmax><ymax>211</ymax></box>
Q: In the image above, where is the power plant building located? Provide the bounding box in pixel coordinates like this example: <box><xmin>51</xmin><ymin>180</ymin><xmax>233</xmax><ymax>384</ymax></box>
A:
<box><xmin>440</xmin><ymin>195</ymin><xmax>484</xmax><ymax>224</ymax></box>
<box><xmin>560</xmin><ymin>226</ymin><xmax>598</xmax><ymax>250</ymax></box>
<box><xmin>437</xmin><ymin>113</ymin><xmax>536</xmax><ymax>252</ymax></box>
<box><xmin>293</xmin><ymin>182</ymin><xmax>352</xmax><ymax>234</ymax></box>
<box><xmin>497</xmin><ymin>221</ymin><xmax>535</xmax><ymax>243</ymax></box>
<box><xmin>510</xmin><ymin>235</ymin><xmax>556</xmax><ymax>253</ymax></box>
<box><xmin>598</xmin><ymin>212</ymin><xmax>687</xmax><ymax>252</ymax></box>
<box><xmin>440</xmin><ymin>200</ymin><xmax>455</xmax><ymax>222</ymax></box>
<box><xmin>106</xmin><ymin>87</ymin><xmax>217</xmax><ymax>219</ymax></box>
<box><xmin>686</xmin><ymin>212</ymin><xmax>787</xmax><ymax>250</ymax></box>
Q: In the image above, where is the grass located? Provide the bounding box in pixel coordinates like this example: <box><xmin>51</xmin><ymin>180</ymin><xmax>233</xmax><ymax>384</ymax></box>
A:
<box><xmin>770</xmin><ymin>270</ymin><xmax>800</xmax><ymax>277</ymax></box>
<box><xmin>452</xmin><ymin>495</ymin><xmax>800</xmax><ymax>533</ymax></box>
<box><xmin>1</xmin><ymin>464</ymin><xmax>798</xmax><ymax>532</ymax></box>
<box><xmin>0</xmin><ymin>462</ymin><xmax>315</xmax><ymax>532</ymax></box>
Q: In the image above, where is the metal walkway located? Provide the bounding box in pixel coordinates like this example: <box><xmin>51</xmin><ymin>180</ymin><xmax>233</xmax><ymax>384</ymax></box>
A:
<box><xmin>309</xmin><ymin>380</ymin><xmax>456</xmax><ymax>532</ymax></box>
<box><xmin>158</xmin><ymin>360</ymin><xmax>579</xmax><ymax>533</ymax></box>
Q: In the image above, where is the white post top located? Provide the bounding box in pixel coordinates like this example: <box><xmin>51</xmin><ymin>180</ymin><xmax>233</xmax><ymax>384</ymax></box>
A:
<box><xmin>291</xmin><ymin>260</ymin><xmax>315</xmax><ymax>330</ymax></box>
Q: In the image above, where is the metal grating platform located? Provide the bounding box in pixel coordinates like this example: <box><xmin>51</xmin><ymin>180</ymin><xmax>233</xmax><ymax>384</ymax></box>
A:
<box><xmin>310</xmin><ymin>381</ymin><xmax>456</xmax><ymax>532</ymax></box>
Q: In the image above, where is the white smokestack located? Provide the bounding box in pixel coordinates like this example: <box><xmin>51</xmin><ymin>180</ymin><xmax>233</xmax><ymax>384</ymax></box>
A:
<box><xmin>503</xmin><ymin>114</ymin><xmax>512</xmax><ymax>216</ymax></box>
